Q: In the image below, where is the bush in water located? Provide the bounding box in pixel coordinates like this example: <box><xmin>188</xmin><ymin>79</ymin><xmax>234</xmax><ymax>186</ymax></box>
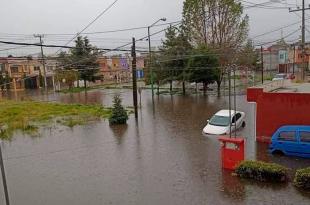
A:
<box><xmin>235</xmin><ymin>160</ymin><xmax>288</xmax><ymax>182</ymax></box>
<box><xmin>294</xmin><ymin>167</ymin><xmax>310</xmax><ymax>190</ymax></box>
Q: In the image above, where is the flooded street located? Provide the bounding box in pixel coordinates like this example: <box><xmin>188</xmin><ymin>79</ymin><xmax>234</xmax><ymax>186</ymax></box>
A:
<box><xmin>0</xmin><ymin>89</ymin><xmax>309</xmax><ymax>205</ymax></box>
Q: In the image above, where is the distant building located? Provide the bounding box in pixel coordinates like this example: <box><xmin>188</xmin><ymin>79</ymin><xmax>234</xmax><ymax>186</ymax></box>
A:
<box><xmin>262</xmin><ymin>42</ymin><xmax>288</xmax><ymax>71</ymax></box>
<box><xmin>0</xmin><ymin>57</ymin><xmax>54</xmax><ymax>90</ymax></box>
<box><xmin>97</xmin><ymin>55</ymin><xmax>145</xmax><ymax>82</ymax></box>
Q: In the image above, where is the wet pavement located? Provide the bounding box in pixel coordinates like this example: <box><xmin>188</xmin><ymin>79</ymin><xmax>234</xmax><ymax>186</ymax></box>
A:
<box><xmin>0</xmin><ymin>89</ymin><xmax>309</xmax><ymax>205</ymax></box>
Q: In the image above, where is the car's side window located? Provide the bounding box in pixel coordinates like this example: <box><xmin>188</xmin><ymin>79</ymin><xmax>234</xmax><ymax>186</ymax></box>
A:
<box><xmin>300</xmin><ymin>131</ymin><xmax>310</xmax><ymax>143</ymax></box>
<box><xmin>232</xmin><ymin>113</ymin><xmax>242</xmax><ymax>123</ymax></box>
<box><xmin>278</xmin><ymin>131</ymin><xmax>296</xmax><ymax>142</ymax></box>
<box><xmin>236</xmin><ymin>113</ymin><xmax>242</xmax><ymax>121</ymax></box>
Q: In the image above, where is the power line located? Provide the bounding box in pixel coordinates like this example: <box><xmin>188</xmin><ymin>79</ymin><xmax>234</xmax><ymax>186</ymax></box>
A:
<box><xmin>0</xmin><ymin>21</ymin><xmax>181</xmax><ymax>38</ymax></box>
<box><xmin>55</xmin><ymin>0</ymin><xmax>120</xmax><ymax>54</ymax></box>
<box><xmin>0</xmin><ymin>45</ymin><xmax>33</xmax><ymax>52</ymax></box>
<box><xmin>250</xmin><ymin>18</ymin><xmax>308</xmax><ymax>39</ymax></box>
<box><xmin>54</xmin><ymin>22</ymin><xmax>181</xmax><ymax>70</ymax></box>
<box><xmin>241</xmin><ymin>0</ymin><xmax>290</xmax><ymax>10</ymax></box>
<box><xmin>0</xmin><ymin>40</ymin><xmax>148</xmax><ymax>53</ymax></box>
<box><xmin>44</xmin><ymin>21</ymin><xmax>182</xmax><ymax>36</ymax></box>
<box><xmin>255</xmin><ymin>28</ymin><xmax>300</xmax><ymax>46</ymax></box>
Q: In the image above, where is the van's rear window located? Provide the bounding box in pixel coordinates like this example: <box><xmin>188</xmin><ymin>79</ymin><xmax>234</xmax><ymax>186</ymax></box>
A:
<box><xmin>300</xmin><ymin>132</ymin><xmax>310</xmax><ymax>143</ymax></box>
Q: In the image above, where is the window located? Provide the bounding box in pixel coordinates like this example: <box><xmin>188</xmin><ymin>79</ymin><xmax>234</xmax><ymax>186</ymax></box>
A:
<box><xmin>278</xmin><ymin>132</ymin><xmax>296</xmax><ymax>142</ymax></box>
<box><xmin>11</xmin><ymin>66</ymin><xmax>19</xmax><ymax>73</ymax></box>
<box><xmin>300</xmin><ymin>132</ymin><xmax>310</xmax><ymax>143</ymax></box>
<box><xmin>34</xmin><ymin>66</ymin><xmax>40</xmax><ymax>71</ymax></box>
<box><xmin>232</xmin><ymin>113</ymin><xmax>242</xmax><ymax>123</ymax></box>
<box><xmin>209</xmin><ymin>115</ymin><xmax>230</xmax><ymax>127</ymax></box>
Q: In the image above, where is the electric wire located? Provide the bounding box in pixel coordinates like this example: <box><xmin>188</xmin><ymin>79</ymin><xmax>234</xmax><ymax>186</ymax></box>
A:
<box><xmin>55</xmin><ymin>0</ymin><xmax>120</xmax><ymax>54</ymax></box>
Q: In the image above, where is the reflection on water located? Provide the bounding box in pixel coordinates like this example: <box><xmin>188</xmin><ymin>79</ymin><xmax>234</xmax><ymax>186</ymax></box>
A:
<box><xmin>110</xmin><ymin>124</ymin><xmax>128</xmax><ymax>145</ymax></box>
<box><xmin>0</xmin><ymin>89</ymin><xmax>309</xmax><ymax>205</ymax></box>
<box><xmin>221</xmin><ymin>170</ymin><xmax>245</xmax><ymax>202</ymax></box>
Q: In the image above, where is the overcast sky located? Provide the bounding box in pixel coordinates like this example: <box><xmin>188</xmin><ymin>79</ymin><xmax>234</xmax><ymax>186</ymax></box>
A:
<box><xmin>0</xmin><ymin>0</ymin><xmax>308</xmax><ymax>56</ymax></box>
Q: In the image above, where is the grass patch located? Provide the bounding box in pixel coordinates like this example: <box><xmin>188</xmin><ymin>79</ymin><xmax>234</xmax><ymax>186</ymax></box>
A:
<box><xmin>0</xmin><ymin>100</ymin><xmax>111</xmax><ymax>139</ymax></box>
<box><xmin>235</xmin><ymin>160</ymin><xmax>288</xmax><ymax>183</ymax></box>
<box><xmin>294</xmin><ymin>167</ymin><xmax>310</xmax><ymax>190</ymax></box>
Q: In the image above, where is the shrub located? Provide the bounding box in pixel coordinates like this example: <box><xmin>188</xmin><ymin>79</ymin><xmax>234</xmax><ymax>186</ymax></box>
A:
<box><xmin>294</xmin><ymin>167</ymin><xmax>310</xmax><ymax>190</ymax></box>
<box><xmin>109</xmin><ymin>95</ymin><xmax>128</xmax><ymax>125</ymax></box>
<box><xmin>235</xmin><ymin>160</ymin><xmax>288</xmax><ymax>182</ymax></box>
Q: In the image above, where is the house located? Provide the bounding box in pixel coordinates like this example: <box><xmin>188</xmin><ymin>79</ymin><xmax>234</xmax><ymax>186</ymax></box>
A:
<box><xmin>97</xmin><ymin>55</ymin><xmax>144</xmax><ymax>82</ymax></box>
<box><xmin>0</xmin><ymin>57</ymin><xmax>54</xmax><ymax>90</ymax></box>
<box><xmin>288</xmin><ymin>43</ymin><xmax>310</xmax><ymax>74</ymax></box>
<box><xmin>262</xmin><ymin>40</ymin><xmax>291</xmax><ymax>71</ymax></box>
<box><xmin>136</xmin><ymin>56</ymin><xmax>145</xmax><ymax>79</ymax></box>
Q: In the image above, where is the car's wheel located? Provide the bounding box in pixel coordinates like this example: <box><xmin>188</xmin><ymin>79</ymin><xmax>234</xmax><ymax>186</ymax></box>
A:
<box><xmin>242</xmin><ymin>121</ymin><xmax>246</xmax><ymax>128</ymax></box>
<box><xmin>272</xmin><ymin>150</ymin><xmax>284</xmax><ymax>156</ymax></box>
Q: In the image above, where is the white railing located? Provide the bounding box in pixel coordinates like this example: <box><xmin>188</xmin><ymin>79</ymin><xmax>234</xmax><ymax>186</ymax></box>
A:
<box><xmin>262</xmin><ymin>79</ymin><xmax>291</xmax><ymax>92</ymax></box>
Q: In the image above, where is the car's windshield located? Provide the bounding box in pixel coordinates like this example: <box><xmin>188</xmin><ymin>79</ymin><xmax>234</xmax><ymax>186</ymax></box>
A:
<box><xmin>209</xmin><ymin>115</ymin><xmax>230</xmax><ymax>127</ymax></box>
<box><xmin>275</xmin><ymin>74</ymin><xmax>286</xmax><ymax>78</ymax></box>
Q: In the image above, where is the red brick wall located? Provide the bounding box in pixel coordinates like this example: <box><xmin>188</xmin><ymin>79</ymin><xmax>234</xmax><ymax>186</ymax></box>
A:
<box><xmin>247</xmin><ymin>88</ymin><xmax>310</xmax><ymax>143</ymax></box>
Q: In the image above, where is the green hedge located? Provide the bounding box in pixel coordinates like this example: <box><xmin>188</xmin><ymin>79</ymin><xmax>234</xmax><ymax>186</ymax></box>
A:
<box><xmin>294</xmin><ymin>167</ymin><xmax>310</xmax><ymax>190</ymax></box>
<box><xmin>235</xmin><ymin>160</ymin><xmax>288</xmax><ymax>182</ymax></box>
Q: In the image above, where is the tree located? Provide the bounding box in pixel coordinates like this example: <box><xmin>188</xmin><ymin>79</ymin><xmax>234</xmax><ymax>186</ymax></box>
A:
<box><xmin>0</xmin><ymin>72</ymin><xmax>11</xmax><ymax>91</ymax></box>
<box><xmin>109</xmin><ymin>95</ymin><xmax>128</xmax><ymax>125</ymax></box>
<box><xmin>0</xmin><ymin>74</ymin><xmax>5</xmax><ymax>91</ymax></box>
<box><xmin>187</xmin><ymin>45</ymin><xmax>220</xmax><ymax>93</ymax></box>
<box><xmin>158</xmin><ymin>25</ymin><xmax>192</xmax><ymax>94</ymax></box>
<box><xmin>57</xmin><ymin>36</ymin><xmax>99</xmax><ymax>89</ymax></box>
<box><xmin>236</xmin><ymin>39</ymin><xmax>258</xmax><ymax>68</ymax></box>
<box><xmin>182</xmin><ymin>0</ymin><xmax>249</xmax><ymax>91</ymax></box>
<box><xmin>54</xmin><ymin>69</ymin><xmax>78</xmax><ymax>89</ymax></box>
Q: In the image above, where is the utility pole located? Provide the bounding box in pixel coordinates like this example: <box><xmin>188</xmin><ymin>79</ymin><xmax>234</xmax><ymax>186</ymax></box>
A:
<box><xmin>289</xmin><ymin>1</ymin><xmax>310</xmax><ymax>81</ymax></box>
<box><xmin>233</xmin><ymin>65</ymin><xmax>237</xmax><ymax>138</ymax></box>
<box><xmin>228</xmin><ymin>66</ymin><xmax>232</xmax><ymax>138</ymax></box>
<box><xmin>147</xmin><ymin>27</ymin><xmax>153</xmax><ymax>98</ymax></box>
<box><xmin>131</xmin><ymin>38</ymin><xmax>138</xmax><ymax>119</ymax></box>
<box><xmin>34</xmin><ymin>34</ymin><xmax>47</xmax><ymax>88</ymax></box>
<box><xmin>261</xmin><ymin>46</ymin><xmax>264</xmax><ymax>84</ymax></box>
<box><xmin>0</xmin><ymin>140</ymin><xmax>10</xmax><ymax>205</ymax></box>
<box><xmin>293</xmin><ymin>44</ymin><xmax>296</xmax><ymax>74</ymax></box>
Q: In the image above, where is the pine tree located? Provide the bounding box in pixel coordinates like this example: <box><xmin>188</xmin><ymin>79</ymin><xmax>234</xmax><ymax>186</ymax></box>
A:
<box><xmin>158</xmin><ymin>25</ymin><xmax>192</xmax><ymax>94</ymax></box>
<box><xmin>57</xmin><ymin>36</ymin><xmax>99</xmax><ymax>89</ymax></box>
<box><xmin>109</xmin><ymin>95</ymin><xmax>128</xmax><ymax>125</ymax></box>
<box><xmin>187</xmin><ymin>45</ymin><xmax>220</xmax><ymax>93</ymax></box>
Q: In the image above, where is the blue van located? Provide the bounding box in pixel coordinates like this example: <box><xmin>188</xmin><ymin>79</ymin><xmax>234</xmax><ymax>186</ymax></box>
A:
<box><xmin>269</xmin><ymin>126</ymin><xmax>310</xmax><ymax>158</ymax></box>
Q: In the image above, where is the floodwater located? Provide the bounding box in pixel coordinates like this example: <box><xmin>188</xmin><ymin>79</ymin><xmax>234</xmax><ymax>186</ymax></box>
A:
<box><xmin>0</xmin><ymin>89</ymin><xmax>309</xmax><ymax>205</ymax></box>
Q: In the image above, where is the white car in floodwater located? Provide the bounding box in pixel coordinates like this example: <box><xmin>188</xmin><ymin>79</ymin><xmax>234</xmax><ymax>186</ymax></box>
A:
<box><xmin>202</xmin><ymin>110</ymin><xmax>246</xmax><ymax>135</ymax></box>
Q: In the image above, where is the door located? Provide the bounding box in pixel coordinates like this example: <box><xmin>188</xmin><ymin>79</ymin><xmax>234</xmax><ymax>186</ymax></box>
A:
<box><xmin>277</xmin><ymin>131</ymin><xmax>299</xmax><ymax>154</ymax></box>
<box><xmin>299</xmin><ymin>131</ymin><xmax>310</xmax><ymax>154</ymax></box>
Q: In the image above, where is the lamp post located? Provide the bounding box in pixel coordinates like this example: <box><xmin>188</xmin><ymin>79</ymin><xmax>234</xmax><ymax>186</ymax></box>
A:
<box><xmin>148</xmin><ymin>18</ymin><xmax>166</xmax><ymax>97</ymax></box>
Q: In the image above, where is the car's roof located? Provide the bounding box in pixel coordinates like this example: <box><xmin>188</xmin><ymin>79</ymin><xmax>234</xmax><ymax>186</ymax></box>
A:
<box><xmin>215</xmin><ymin>109</ymin><xmax>243</xmax><ymax>117</ymax></box>
<box><xmin>276</xmin><ymin>125</ymin><xmax>310</xmax><ymax>132</ymax></box>
<box><xmin>274</xmin><ymin>74</ymin><xmax>286</xmax><ymax>77</ymax></box>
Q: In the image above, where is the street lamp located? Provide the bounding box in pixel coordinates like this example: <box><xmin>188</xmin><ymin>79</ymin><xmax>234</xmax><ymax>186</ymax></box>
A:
<box><xmin>148</xmin><ymin>18</ymin><xmax>166</xmax><ymax>97</ymax></box>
